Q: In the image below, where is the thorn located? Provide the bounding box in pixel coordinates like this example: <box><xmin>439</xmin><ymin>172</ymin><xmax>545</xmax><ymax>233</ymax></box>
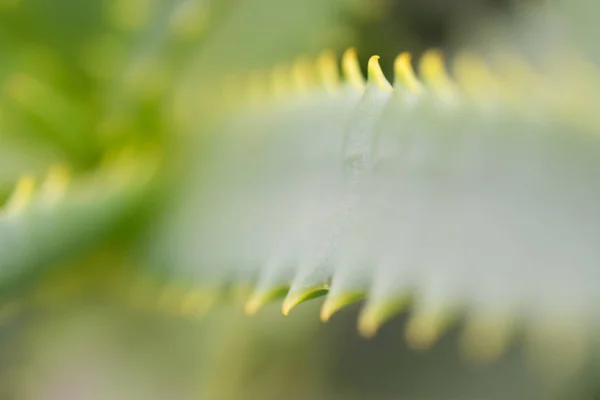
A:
<box><xmin>393</xmin><ymin>52</ymin><xmax>423</xmax><ymax>94</ymax></box>
<box><xmin>460</xmin><ymin>316</ymin><xmax>515</xmax><ymax>364</ymax></box>
<box><xmin>40</xmin><ymin>164</ymin><xmax>71</xmax><ymax>204</ymax></box>
<box><xmin>291</xmin><ymin>56</ymin><xmax>316</xmax><ymax>93</ymax></box>
<box><xmin>404</xmin><ymin>309</ymin><xmax>456</xmax><ymax>350</ymax></box>
<box><xmin>419</xmin><ymin>49</ymin><xmax>456</xmax><ymax>101</ymax></box>
<box><xmin>453</xmin><ymin>52</ymin><xmax>500</xmax><ymax>103</ymax></box>
<box><xmin>367</xmin><ymin>55</ymin><xmax>392</xmax><ymax>92</ymax></box>
<box><xmin>244</xmin><ymin>285</ymin><xmax>289</xmax><ymax>316</ymax></box>
<box><xmin>316</xmin><ymin>49</ymin><xmax>340</xmax><ymax>94</ymax></box>
<box><xmin>357</xmin><ymin>296</ymin><xmax>411</xmax><ymax>338</ymax></box>
<box><xmin>281</xmin><ymin>284</ymin><xmax>329</xmax><ymax>316</ymax></box>
<box><xmin>3</xmin><ymin>175</ymin><xmax>36</xmax><ymax>215</ymax></box>
<box><xmin>320</xmin><ymin>291</ymin><xmax>364</xmax><ymax>322</ymax></box>
<box><xmin>342</xmin><ymin>48</ymin><xmax>365</xmax><ymax>92</ymax></box>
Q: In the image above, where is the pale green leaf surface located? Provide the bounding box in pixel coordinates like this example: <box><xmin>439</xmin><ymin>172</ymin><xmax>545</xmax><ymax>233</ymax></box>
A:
<box><xmin>145</xmin><ymin>35</ymin><xmax>600</xmax><ymax>366</ymax></box>
<box><xmin>0</xmin><ymin>155</ymin><xmax>157</xmax><ymax>297</ymax></box>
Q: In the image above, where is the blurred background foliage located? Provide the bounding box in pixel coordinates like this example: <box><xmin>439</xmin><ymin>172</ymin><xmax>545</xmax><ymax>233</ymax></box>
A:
<box><xmin>0</xmin><ymin>0</ymin><xmax>598</xmax><ymax>399</ymax></box>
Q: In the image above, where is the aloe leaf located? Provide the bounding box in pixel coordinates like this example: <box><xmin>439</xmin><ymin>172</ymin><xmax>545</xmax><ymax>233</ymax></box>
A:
<box><xmin>143</xmin><ymin>8</ymin><xmax>600</xmax><ymax>368</ymax></box>
<box><xmin>0</xmin><ymin>151</ymin><xmax>159</xmax><ymax>302</ymax></box>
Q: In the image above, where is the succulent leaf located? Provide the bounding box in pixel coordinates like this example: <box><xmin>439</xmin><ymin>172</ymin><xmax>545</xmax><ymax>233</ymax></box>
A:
<box><xmin>145</xmin><ymin>44</ymin><xmax>600</xmax><ymax>368</ymax></box>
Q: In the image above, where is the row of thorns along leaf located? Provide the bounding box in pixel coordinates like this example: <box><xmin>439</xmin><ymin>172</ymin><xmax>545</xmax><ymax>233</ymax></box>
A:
<box><xmin>135</xmin><ymin>46</ymin><xmax>598</xmax><ymax>374</ymax></box>
<box><xmin>1</xmin><ymin>48</ymin><xmax>596</xmax><ymax>372</ymax></box>
<box><xmin>0</xmin><ymin>149</ymin><xmax>157</xmax><ymax>314</ymax></box>
<box><xmin>214</xmin><ymin>47</ymin><xmax>600</xmax><ymax>131</ymax></box>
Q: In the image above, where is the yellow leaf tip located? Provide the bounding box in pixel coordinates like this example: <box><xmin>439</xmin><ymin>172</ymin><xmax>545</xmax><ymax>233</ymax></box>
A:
<box><xmin>393</xmin><ymin>52</ymin><xmax>423</xmax><ymax>94</ymax></box>
<box><xmin>404</xmin><ymin>309</ymin><xmax>457</xmax><ymax>350</ymax></box>
<box><xmin>404</xmin><ymin>316</ymin><xmax>440</xmax><ymax>350</ymax></box>
<box><xmin>357</xmin><ymin>297</ymin><xmax>410</xmax><ymax>338</ymax></box>
<box><xmin>291</xmin><ymin>56</ymin><xmax>316</xmax><ymax>92</ymax></box>
<box><xmin>41</xmin><ymin>164</ymin><xmax>71</xmax><ymax>203</ymax></box>
<box><xmin>419</xmin><ymin>49</ymin><xmax>456</xmax><ymax>100</ymax></box>
<box><xmin>282</xmin><ymin>285</ymin><xmax>329</xmax><ymax>316</ymax></box>
<box><xmin>420</xmin><ymin>49</ymin><xmax>445</xmax><ymax>73</ymax></box>
<box><xmin>357</xmin><ymin>306</ymin><xmax>385</xmax><ymax>338</ymax></box>
<box><xmin>367</xmin><ymin>55</ymin><xmax>392</xmax><ymax>92</ymax></box>
<box><xmin>243</xmin><ymin>298</ymin><xmax>260</xmax><ymax>316</ymax></box>
<box><xmin>3</xmin><ymin>175</ymin><xmax>37</xmax><ymax>215</ymax></box>
<box><xmin>244</xmin><ymin>285</ymin><xmax>290</xmax><ymax>316</ymax></box>
<box><xmin>342</xmin><ymin>47</ymin><xmax>365</xmax><ymax>92</ymax></box>
<box><xmin>320</xmin><ymin>291</ymin><xmax>364</xmax><ymax>322</ymax></box>
<box><xmin>453</xmin><ymin>52</ymin><xmax>500</xmax><ymax>102</ymax></box>
<box><xmin>316</xmin><ymin>49</ymin><xmax>340</xmax><ymax>93</ymax></box>
<box><xmin>460</xmin><ymin>320</ymin><xmax>513</xmax><ymax>364</ymax></box>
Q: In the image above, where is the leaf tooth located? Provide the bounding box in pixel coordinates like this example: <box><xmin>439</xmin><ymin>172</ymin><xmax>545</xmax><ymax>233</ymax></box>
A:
<box><xmin>492</xmin><ymin>52</ymin><xmax>544</xmax><ymax>112</ymax></box>
<box><xmin>180</xmin><ymin>286</ymin><xmax>222</xmax><ymax>318</ymax></box>
<box><xmin>341</xmin><ymin>48</ymin><xmax>365</xmax><ymax>92</ymax></box>
<box><xmin>281</xmin><ymin>283</ymin><xmax>329</xmax><ymax>316</ymax></box>
<box><xmin>358</xmin><ymin>259</ymin><xmax>415</xmax><ymax>337</ymax></box>
<box><xmin>245</xmin><ymin>257</ymin><xmax>294</xmax><ymax>315</ymax></box>
<box><xmin>357</xmin><ymin>294</ymin><xmax>412</xmax><ymax>338</ymax></box>
<box><xmin>367</xmin><ymin>55</ymin><xmax>392</xmax><ymax>93</ymax></box>
<box><xmin>459</xmin><ymin>311</ymin><xmax>517</xmax><ymax>364</ymax></box>
<box><xmin>404</xmin><ymin>303</ymin><xmax>459</xmax><ymax>350</ymax></box>
<box><xmin>291</xmin><ymin>56</ymin><xmax>317</xmax><ymax>94</ymax></box>
<box><xmin>244</xmin><ymin>284</ymin><xmax>290</xmax><ymax>316</ymax></box>
<box><xmin>99</xmin><ymin>146</ymin><xmax>158</xmax><ymax>187</ymax></box>
<box><xmin>418</xmin><ymin>49</ymin><xmax>457</xmax><ymax>102</ymax></box>
<box><xmin>320</xmin><ymin>290</ymin><xmax>364</xmax><ymax>322</ymax></box>
<box><xmin>453</xmin><ymin>51</ymin><xmax>501</xmax><ymax>104</ymax></box>
<box><xmin>315</xmin><ymin>49</ymin><xmax>340</xmax><ymax>94</ymax></box>
<box><xmin>282</xmin><ymin>261</ymin><xmax>331</xmax><ymax>315</ymax></box>
<box><xmin>393</xmin><ymin>52</ymin><xmax>424</xmax><ymax>95</ymax></box>
<box><xmin>3</xmin><ymin>175</ymin><xmax>37</xmax><ymax>215</ymax></box>
<box><xmin>320</xmin><ymin>263</ymin><xmax>368</xmax><ymax>322</ymax></box>
<box><xmin>39</xmin><ymin>164</ymin><xmax>71</xmax><ymax>205</ymax></box>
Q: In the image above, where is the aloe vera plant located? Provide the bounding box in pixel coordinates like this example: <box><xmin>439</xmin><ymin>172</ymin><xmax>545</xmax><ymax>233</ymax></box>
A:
<box><xmin>1</xmin><ymin>0</ymin><xmax>600</xmax><ymax>398</ymax></box>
